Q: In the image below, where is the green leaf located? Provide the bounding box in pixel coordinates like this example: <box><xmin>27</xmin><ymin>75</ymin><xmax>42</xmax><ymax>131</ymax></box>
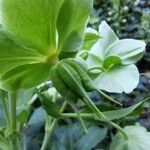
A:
<box><xmin>75</xmin><ymin>126</ymin><xmax>107</xmax><ymax>150</ymax></box>
<box><xmin>105</xmin><ymin>39</ymin><xmax>146</xmax><ymax>65</ymax></box>
<box><xmin>57</xmin><ymin>0</ymin><xmax>93</xmax><ymax>53</ymax></box>
<box><xmin>39</xmin><ymin>92</ymin><xmax>61</xmax><ymax>118</ymax></box>
<box><xmin>1</xmin><ymin>0</ymin><xmax>63</xmax><ymax>54</ymax></box>
<box><xmin>0</xmin><ymin>29</ymin><xmax>46</xmax><ymax>76</ymax></box>
<box><xmin>94</xmin><ymin>64</ymin><xmax>139</xmax><ymax>93</ymax></box>
<box><xmin>103</xmin><ymin>100</ymin><xmax>145</xmax><ymax>120</ymax></box>
<box><xmin>83</xmin><ymin>27</ymin><xmax>100</xmax><ymax>50</ymax></box>
<box><xmin>102</xmin><ymin>55</ymin><xmax>122</xmax><ymax>70</ymax></box>
<box><xmin>0</xmin><ymin>63</ymin><xmax>51</xmax><ymax>91</ymax></box>
<box><xmin>16</xmin><ymin>89</ymin><xmax>35</xmax><ymax>127</ymax></box>
<box><xmin>90</xmin><ymin>21</ymin><xmax>119</xmax><ymax>59</ymax></box>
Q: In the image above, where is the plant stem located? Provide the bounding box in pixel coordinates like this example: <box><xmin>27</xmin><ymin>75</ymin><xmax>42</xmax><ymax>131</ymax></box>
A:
<box><xmin>70</xmin><ymin>104</ymin><xmax>88</xmax><ymax>134</ymax></box>
<box><xmin>40</xmin><ymin>101</ymin><xmax>67</xmax><ymax>150</ymax></box>
<box><xmin>61</xmin><ymin>113</ymin><xmax>95</xmax><ymax>118</ymax></box>
<box><xmin>61</xmin><ymin>112</ymin><xmax>128</xmax><ymax>139</ymax></box>
<box><xmin>9</xmin><ymin>92</ymin><xmax>20</xmax><ymax>150</ymax></box>
<box><xmin>83</xmin><ymin>96</ymin><xmax>129</xmax><ymax>140</ymax></box>
<box><xmin>0</xmin><ymin>90</ymin><xmax>10</xmax><ymax>127</ymax></box>
<box><xmin>96</xmin><ymin>89</ymin><xmax>122</xmax><ymax>106</ymax></box>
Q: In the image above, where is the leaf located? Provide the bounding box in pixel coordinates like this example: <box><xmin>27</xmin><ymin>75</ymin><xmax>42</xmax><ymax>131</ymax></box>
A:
<box><xmin>0</xmin><ymin>63</ymin><xmax>51</xmax><ymax>91</ymax></box>
<box><xmin>0</xmin><ymin>29</ymin><xmax>46</xmax><ymax>76</ymax></box>
<box><xmin>16</xmin><ymin>89</ymin><xmax>35</xmax><ymax>127</ymax></box>
<box><xmin>75</xmin><ymin>126</ymin><xmax>107</xmax><ymax>150</ymax></box>
<box><xmin>105</xmin><ymin>39</ymin><xmax>146</xmax><ymax>65</ymax></box>
<box><xmin>90</xmin><ymin>21</ymin><xmax>119</xmax><ymax>59</ymax></box>
<box><xmin>103</xmin><ymin>100</ymin><xmax>145</xmax><ymax>120</ymax></box>
<box><xmin>94</xmin><ymin>64</ymin><xmax>139</xmax><ymax>93</ymax></box>
<box><xmin>16</xmin><ymin>89</ymin><xmax>34</xmax><ymax>111</ymax></box>
<box><xmin>1</xmin><ymin>0</ymin><xmax>63</xmax><ymax>54</ymax></box>
<box><xmin>51</xmin><ymin>123</ymin><xmax>107</xmax><ymax>150</ymax></box>
<box><xmin>39</xmin><ymin>92</ymin><xmax>61</xmax><ymax>118</ymax></box>
<box><xmin>102</xmin><ymin>55</ymin><xmax>122</xmax><ymax>70</ymax></box>
<box><xmin>57</xmin><ymin>0</ymin><xmax>93</xmax><ymax>53</ymax></box>
<box><xmin>83</xmin><ymin>27</ymin><xmax>100</xmax><ymax>50</ymax></box>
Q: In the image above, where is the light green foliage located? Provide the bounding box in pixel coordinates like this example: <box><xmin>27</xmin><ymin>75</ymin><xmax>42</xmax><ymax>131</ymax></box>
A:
<box><xmin>103</xmin><ymin>100</ymin><xmax>145</xmax><ymax>120</ymax></box>
<box><xmin>1</xmin><ymin>0</ymin><xmax>63</xmax><ymax>54</ymax></box>
<box><xmin>0</xmin><ymin>63</ymin><xmax>51</xmax><ymax>91</ymax></box>
<box><xmin>57</xmin><ymin>0</ymin><xmax>93</xmax><ymax>53</ymax></box>
<box><xmin>1</xmin><ymin>0</ymin><xmax>92</xmax><ymax>54</ymax></box>
<box><xmin>0</xmin><ymin>28</ymin><xmax>46</xmax><ymax>76</ymax></box>
<box><xmin>110</xmin><ymin>125</ymin><xmax>150</xmax><ymax>150</ymax></box>
<box><xmin>0</xmin><ymin>0</ymin><xmax>92</xmax><ymax>91</ymax></box>
<box><xmin>83</xmin><ymin>21</ymin><xmax>146</xmax><ymax>93</ymax></box>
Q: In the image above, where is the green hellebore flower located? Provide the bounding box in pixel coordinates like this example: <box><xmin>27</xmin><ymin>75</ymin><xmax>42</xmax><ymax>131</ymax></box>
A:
<box><xmin>110</xmin><ymin>125</ymin><xmax>150</xmax><ymax>150</ymax></box>
<box><xmin>82</xmin><ymin>21</ymin><xmax>146</xmax><ymax>93</ymax></box>
<box><xmin>0</xmin><ymin>0</ymin><xmax>93</xmax><ymax>91</ymax></box>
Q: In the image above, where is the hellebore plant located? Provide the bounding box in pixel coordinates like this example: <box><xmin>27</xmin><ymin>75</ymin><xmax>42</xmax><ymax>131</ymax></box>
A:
<box><xmin>0</xmin><ymin>0</ymin><xmax>148</xmax><ymax>150</ymax></box>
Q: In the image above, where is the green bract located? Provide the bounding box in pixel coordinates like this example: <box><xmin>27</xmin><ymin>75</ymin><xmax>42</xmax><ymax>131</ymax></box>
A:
<box><xmin>82</xmin><ymin>21</ymin><xmax>146</xmax><ymax>93</ymax></box>
<box><xmin>0</xmin><ymin>0</ymin><xmax>93</xmax><ymax>91</ymax></box>
<box><xmin>110</xmin><ymin>125</ymin><xmax>150</xmax><ymax>150</ymax></box>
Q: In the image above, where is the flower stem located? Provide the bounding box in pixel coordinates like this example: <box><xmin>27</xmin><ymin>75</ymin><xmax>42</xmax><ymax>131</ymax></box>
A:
<box><xmin>9</xmin><ymin>92</ymin><xmax>20</xmax><ymax>150</ymax></box>
<box><xmin>83</xmin><ymin>95</ymin><xmax>129</xmax><ymax>140</ymax></box>
<box><xmin>40</xmin><ymin>101</ymin><xmax>67</xmax><ymax>150</ymax></box>
<box><xmin>0</xmin><ymin>90</ymin><xmax>10</xmax><ymax>127</ymax></box>
<box><xmin>96</xmin><ymin>89</ymin><xmax>122</xmax><ymax>106</ymax></box>
<box><xmin>70</xmin><ymin>104</ymin><xmax>88</xmax><ymax>134</ymax></box>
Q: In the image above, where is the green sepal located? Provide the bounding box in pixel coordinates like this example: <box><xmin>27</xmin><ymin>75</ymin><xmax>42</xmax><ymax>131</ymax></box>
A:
<box><xmin>102</xmin><ymin>55</ymin><xmax>122</xmax><ymax>70</ymax></box>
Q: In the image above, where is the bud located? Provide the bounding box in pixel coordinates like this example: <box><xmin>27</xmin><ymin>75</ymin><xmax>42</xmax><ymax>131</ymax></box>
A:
<box><xmin>110</xmin><ymin>125</ymin><xmax>150</xmax><ymax>150</ymax></box>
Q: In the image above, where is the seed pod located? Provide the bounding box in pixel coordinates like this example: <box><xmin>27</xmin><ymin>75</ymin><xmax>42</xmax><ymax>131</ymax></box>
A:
<box><xmin>64</xmin><ymin>59</ymin><xmax>95</xmax><ymax>92</ymax></box>
<box><xmin>57</xmin><ymin>61</ymin><xmax>87</xmax><ymax>99</ymax></box>
<box><xmin>50</xmin><ymin>65</ymin><xmax>78</xmax><ymax>103</ymax></box>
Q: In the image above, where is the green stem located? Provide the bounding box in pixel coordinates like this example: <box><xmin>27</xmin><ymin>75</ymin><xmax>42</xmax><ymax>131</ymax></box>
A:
<box><xmin>9</xmin><ymin>92</ymin><xmax>20</xmax><ymax>150</ymax></box>
<box><xmin>0</xmin><ymin>90</ymin><xmax>10</xmax><ymax>127</ymax></box>
<box><xmin>40</xmin><ymin>101</ymin><xmax>67</xmax><ymax>150</ymax></box>
<box><xmin>83</xmin><ymin>96</ymin><xmax>129</xmax><ymax>140</ymax></box>
<box><xmin>70</xmin><ymin>104</ymin><xmax>88</xmax><ymax>134</ymax></box>
<box><xmin>61</xmin><ymin>113</ymin><xmax>95</xmax><ymax>118</ymax></box>
<box><xmin>96</xmin><ymin>89</ymin><xmax>122</xmax><ymax>106</ymax></box>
